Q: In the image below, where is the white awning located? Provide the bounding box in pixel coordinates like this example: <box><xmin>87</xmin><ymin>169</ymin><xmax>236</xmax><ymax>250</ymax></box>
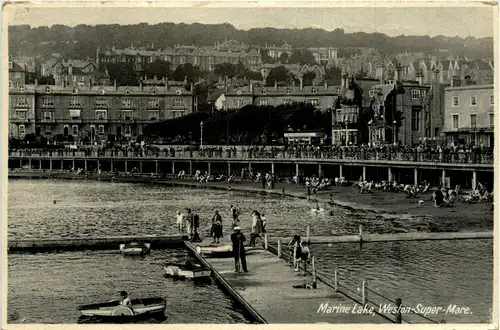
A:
<box><xmin>69</xmin><ymin>109</ymin><xmax>81</xmax><ymax>118</ymax></box>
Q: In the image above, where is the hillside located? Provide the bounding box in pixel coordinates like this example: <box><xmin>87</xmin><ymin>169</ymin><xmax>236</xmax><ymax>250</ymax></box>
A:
<box><xmin>8</xmin><ymin>22</ymin><xmax>493</xmax><ymax>60</ymax></box>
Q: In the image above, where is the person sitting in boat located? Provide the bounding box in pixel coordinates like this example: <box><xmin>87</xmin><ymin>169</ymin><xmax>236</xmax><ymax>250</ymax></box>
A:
<box><xmin>119</xmin><ymin>291</ymin><xmax>131</xmax><ymax>306</ymax></box>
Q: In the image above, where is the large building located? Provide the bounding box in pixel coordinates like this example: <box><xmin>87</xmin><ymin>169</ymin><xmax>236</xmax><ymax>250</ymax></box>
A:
<box><xmin>215</xmin><ymin>79</ymin><xmax>341</xmax><ymax>112</ymax></box>
<box><xmin>8</xmin><ymin>56</ymin><xmax>37</xmax><ymax>87</ymax></box>
<box><xmin>443</xmin><ymin>84</ymin><xmax>494</xmax><ymax>147</ymax></box>
<box><xmin>98</xmin><ymin>40</ymin><xmax>262</xmax><ymax>73</ymax></box>
<box><xmin>367</xmin><ymin>66</ymin><xmax>431</xmax><ymax>146</ymax></box>
<box><xmin>8</xmin><ymin>80</ymin><xmax>196</xmax><ymax>142</ymax></box>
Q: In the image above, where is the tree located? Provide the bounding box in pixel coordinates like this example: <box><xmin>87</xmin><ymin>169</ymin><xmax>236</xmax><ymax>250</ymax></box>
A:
<box><xmin>324</xmin><ymin>66</ymin><xmax>342</xmax><ymax>84</ymax></box>
<box><xmin>173</xmin><ymin>63</ymin><xmax>202</xmax><ymax>83</ymax></box>
<box><xmin>260</xmin><ymin>49</ymin><xmax>274</xmax><ymax>64</ymax></box>
<box><xmin>279</xmin><ymin>52</ymin><xmax>289</xmax><ymax>64</ymax></box>
<box><xmin>144</xmin><ymin>59</ymin><xmax>171</xmax><ymax>79</ymax></box>
<box><xmin>105</xmin><ymin>62</ymin><xmax>138</xmax><ymax>86</ymax></box>
<box><xmin>302</xmin><ymin>71</ymin><xmax>316</xmax><ymax>86</ymax></box>
<box><xmin>38</xmin><ymin>76</ymin><xmax>55</xmax><ymax>85</ymax></box>
<box><xmin>265</xmin><ymin>66</ymin><xmax>290</xmax><ymax>86</ymax></box>
<box><xmin>289</xmin><ymin>49</ymin><xmax>317</xmax><ymax>65</ymax></box>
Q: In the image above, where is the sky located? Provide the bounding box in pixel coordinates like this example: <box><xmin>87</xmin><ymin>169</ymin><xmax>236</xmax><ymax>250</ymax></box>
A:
<box><xmin>6</xmin><ymin>4</ymin><xmax>495</xmax><ymax>38</ymax></box>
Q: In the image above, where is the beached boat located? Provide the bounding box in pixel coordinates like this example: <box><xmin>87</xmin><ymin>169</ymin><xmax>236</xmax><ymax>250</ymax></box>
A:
<box><xmin>310</xmin><ymin>208</ymin><xmax>325</xmax><ymax>214</ymax></box>
<box><xmin>119</xmin><ymin>242</ymin><xmax>151</xmax><ymax>256</ymax></box>
<box><xmin>77</xmin><ymin>297</ymin><xmax>166</xmax><ymax>318</ymax></box>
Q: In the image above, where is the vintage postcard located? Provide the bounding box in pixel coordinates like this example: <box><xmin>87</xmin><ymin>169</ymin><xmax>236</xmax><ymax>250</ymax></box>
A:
<box><xmin>2</xmin><ymin>1</ymin><xmax>498</xmax><ymax>329</ymax></box>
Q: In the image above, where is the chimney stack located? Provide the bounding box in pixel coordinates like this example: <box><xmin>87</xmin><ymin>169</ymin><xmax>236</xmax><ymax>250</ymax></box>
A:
<box><xmin>224</xmin><ymin>75</ymin><xmax>228</xmax><ymax>92</ymax></box>
<box><xmin>324</xmin><ymin>80</ymin><xmax>328</xmax><ymax>91</ymax></box>
<box><xmin>190</xmin><ymin>82</ymin><xmax>194</xmax><ymax>92</ymax></box>
<box><xmin>300</xmin><ymin>77</ymin><xmax>303</xmax><ymax>90</ymax></box>
<box><xmin>417</xmin><ymin>71</ymin><xmax>423</xmax><ymax>86</ymax></box>
<box><xmin>394</xmin><ymin>63</ymin><xmax>402</xmax><ymax>82</ymax></box>
<box><xmin>68</xmin><ymin>64</ymin><xmax>73</xmax><ymax>75</ymax></box>
<box><xmin>379</xmin><ymin>65</ymin><xmax>385</xmax><ymax>85</ymax></box>
<box><xmin>114</xmin><ymin>79</ymin><xmax>117</xmax><ymax>91</ymax></box>
<box><xmin>433</xmin><ymin>68</ymin><xmax>440</xmax><ymax>84</ymax></box>
<box><xmin>274</xmin><ymin>80</ymin><xmax>278</xmax><ymax>91</ymax></box>
<box><xmin>35</xmin><ymin>79</ymin><xmax>38</xmax><ymax>87</ymax></box>
<box><xmin>140</xmin><ymin>81</ymin><xmax>143</xmax><ymax>91</ymax></box>
<box><xmin>184</xmin><ymin>75</ymin><xmax>188</xmax><ymax>84</ymax></box>
<box><xmin>250</xmin><ymin>81</ymin><xmax>253</xmax><ymax>93</ymax></box>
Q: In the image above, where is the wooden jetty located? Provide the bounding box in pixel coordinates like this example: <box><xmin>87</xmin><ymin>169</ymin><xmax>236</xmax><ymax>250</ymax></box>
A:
<box><xmin>8</xmin><ymin>235</ymin><xmax>187</xmax><ymax>252</ymax></box>
<box><xmin>185</xmin><ymin>238</ymin><xmax>388</xmax><ymax>324</ymax></box>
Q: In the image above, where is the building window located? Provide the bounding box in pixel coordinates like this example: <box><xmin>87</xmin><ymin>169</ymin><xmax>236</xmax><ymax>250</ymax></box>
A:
<box><xmin>71</xmin><ymin>125</ymin><xmax>78</xmax><ymax>136</ymax></box>
<box><xmin>148</xmin><ymin>110</ymin><xmax>159</xmax><ymax>120</ymax></box>
<box><xmin>490</xmin><ymin>94</ymin><xmax>494</xmax><ymax>105</ymax></box>
<box><xmin>95</xmin><ymin>110</ymin><xmax>107</xmax><ymax>120</ymax></box>
<box><xmin>368</xmin><ymin>90</ymin><xmax>375</xmax><ymax>97</ymax></box>
<box><xmin>98</xmin><ymin>125</ymin><xmax>105</xmax><ymax>135</ymax></box>
<box><xmin>15</xmin><ymin>110</ymin><xmax>27</xmax><ymax>119</ymax></box>
<box><xmin>45</xmin><ymin>86</ymin><xmax>52</xmax><ymax>93</ymax></box>
<box><xmin>16</xmin><ymin>96</ymin><xmax>27</xmax><ymax>107</ymax></box>
<box><xmin>286</xmin><ymin>88</ymin><xmax>292</xmax><ymax>94</ymax></box>
<box><xmin>489</xmin><ymin>113</ymin><xmax>494</xmax><ymax>127</ymax></box>
<box><xmin>470</xmin><ymin>114</ymin><xmax>477</xmax><ymax>128</ymax></box>
<box><xmin>410</xmin><ymin>110</ymin><xmax>420</xmax><ymax>132</ymax></box>
<box><xmin>284</xmin><ymin>98</ymin><xmax>292</xmax><ymax>104</ymax></box>
<box><xmin>308</xmin><ymin>99</ymin><xmax>319</xmax><ymax>107</ymax></box>
<box><xmin>20</xmin><ymin>86</ymin><xmax>26</xmax><ymax>93</ymax></box>
<box><xmin>121</xmin><ymin>98</ymin><xmax>134</xmax><ymax>108</ymax></box>
<box><xmin>452</xmin><ymin>96</ymin><xmax>459</xmax><ymax>107</ymax></box>
<box><xmin>148</xmin><ymin>98</ymin><xmax>159</xmax><ymax>109</ymax></box>
<box><xmin>124</xmin><ymin>125</ymin><xmax>131</xmax><ymax>136</ymax></box>
<box><xmin>41</xmin><ymin>97</ymin><xmax>54</xmax><ymax>107</ymax></box>
<box><xmin>69</xmin><ymin>97</ymin><xmax>80</xmax><ymax>108</ymax></box>
<box><xmin>259</xmin><ymin>99</ymin><xmax>268</xmax><ymax>106</ymax></box>
<box><xmin>9</xmin><ymin>80</ymin><xmax>12</xmax><ymax>89</ymax></box>
<box><xmin>470</xmin><ymin>95</ymin><xmax>477</xmax><ymax>106</ymax></box>
<box><xmin>311</xmin><ymin>87</ymin><xmax>318</xmax><ymax>94</ymax></box>
<box><xmin>452</xmin><ymin>115</ymin><xmax>459</xmax><ymax>130</ymax></box>
<box><xmin>19</xmin><ymin>125</ymin><xmax>26</xmax><ymax>136</ymax></box>
<box><xmin>43</xmin><ymin>111</ymin><xmax>53</xmax><ymax>120</ymax></box>
<box><xmin>411</xmin><ymin>89</ymin><xmax>421</xmax><ymax>99</ymax></box>
<box><xmin>72</xmin><ymin>88</ymin><xmax>78</xmax><ymax>94</ymax></box>
<box><xmin>95</xmin><ymin>98</ymin><xmax>107</xmax><ymax>108</ymax></box>
<box><xmin>121</xmin><ymin>110</ymin><xmax>133</xmax><ymax>120</ymax></box>
<box><xmin>172</xmin><ymin>98</ymin><xmax>185</xmax><ymax>108</ymax></box>
<box><xmin>261</xmin><ymin>89</ymin><xmax>267</xmax><ymax>95</ymax></box>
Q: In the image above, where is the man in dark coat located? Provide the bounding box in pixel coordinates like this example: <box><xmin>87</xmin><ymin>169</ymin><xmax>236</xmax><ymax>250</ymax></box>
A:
<box><xmin>230</xmin><ymin>227</ymin><xmax>248</xmax><ymax>273</ymax></box>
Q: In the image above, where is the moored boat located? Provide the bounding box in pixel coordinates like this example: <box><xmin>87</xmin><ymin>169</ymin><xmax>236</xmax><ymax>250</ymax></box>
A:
<box><xmin>164</xmin><ymin>265</ymin><xmax>212</xmax><ymax>279</ymax></box>
<box><xmin>78</xmin><ymin>297</ymin><xmax>166</xmax><ymax>318</ymax></box>
<box><xmin>195</xmin><ymin>244</ymin><xmax>233</xmax><ymax>257</ymax></box>
<box><xmin>119</xmin><ymin>242</ymin><xmax>151</xmax><ymax>256</ymax></box>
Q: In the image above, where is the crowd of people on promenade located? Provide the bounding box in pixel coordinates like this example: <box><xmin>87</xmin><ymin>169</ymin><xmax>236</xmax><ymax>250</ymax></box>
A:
<box><xmin>9</xmin><ymin>141</ymin><xmax>494</xmax><ymax>164</ymax></box>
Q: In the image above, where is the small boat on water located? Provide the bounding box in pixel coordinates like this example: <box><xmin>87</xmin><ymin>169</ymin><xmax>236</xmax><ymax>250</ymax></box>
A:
<box><xmin>164</xmin><ymin>258</ymin><xmax>212</xmax><ymax>279</ymax></box>
<box><xmin>195</xmin><ymin>244</ymin><xmax>233</xmax><ymax>257</ymax></box>
<box><xmin>119</xmin><ymin>242</ymin><xmax>151</xmax><ymax>256</ymax></box>
<box><xmin>78</xmin><ymin>297</ymin><xmax>166</xmax><ymax>319</ymax></box>
<box><xmin>310</xmin><ymin>208</ymin><xmax>325</xmax><ymax>214</ymax></box>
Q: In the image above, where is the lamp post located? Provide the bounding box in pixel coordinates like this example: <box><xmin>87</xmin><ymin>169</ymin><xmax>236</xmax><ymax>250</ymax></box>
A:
<box><xmin>393</xmin><ymin>120</ymin><xmax>397</xmax><ymax>145</ymax></box>
<box><xmin>200</xmin><ymin>121</ymin><xmax>204</xmax><ymax>148</ymax></box>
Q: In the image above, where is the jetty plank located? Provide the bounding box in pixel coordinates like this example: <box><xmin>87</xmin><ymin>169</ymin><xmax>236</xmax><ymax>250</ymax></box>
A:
<box><xmin>186</xmin><ymin>240</ymin><xmax>388</xmax><ymax>324</ymax></box>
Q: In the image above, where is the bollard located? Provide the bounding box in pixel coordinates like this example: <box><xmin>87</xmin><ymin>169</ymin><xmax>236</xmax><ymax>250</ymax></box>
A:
<box><xmin>358</xmin><ymin>224</ymin><xmax>363</xmax><ymax>241</ymax></box>
<box><xmin>264</xmin><ymin>233</ymin><xmax>268</xmax><ymax>250</ymax></box>
<box><xmin>277</xmin><ymin>240</ymin><xmax>282</xmax><ymax>258</ymax></box>
<box><xmin>312</xmin><ymin>256</ymin><xmax>317</xmax><ymax>287</ymax></box>
<box><xmin>361</xmin><ymin>280</ymin><xmax>367</xmax><ymax>306</ymax></box>
<box><xmin>334</xmin><ymin>268</ymin><xmax>338</xmax><ymax>292</ymax></box>
<box><xmin>395</xmin><ymin>298</ymin><xmax>402</xmax><ymax>323</ymax></box>
<box><xmin>306</xmin><ymin>225</ymin><xmax>310</xmax><ymax>243</ymax></box>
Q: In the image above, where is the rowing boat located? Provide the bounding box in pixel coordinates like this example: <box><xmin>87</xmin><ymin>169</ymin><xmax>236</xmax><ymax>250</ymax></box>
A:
<box><xmin>164</xmin><ymin>265</ymin><xmax>212</xmax><ymax>279</ymax></box>
<box><xmin>119</xmin><ymin>242</ymin><xmax>151</xmax><ymax>256</ymax></box>
<box><xmin>78</xmin><ymin>297</ymin><xmax>166</xmax><ymax>318</ymax></box>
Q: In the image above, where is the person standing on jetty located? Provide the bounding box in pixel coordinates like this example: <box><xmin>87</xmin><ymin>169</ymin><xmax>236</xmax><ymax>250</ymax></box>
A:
<box><xmin>261</xmin><ymin>174</ymin><xmax>266</xmax><ymax>190</ymax></box>
<box><xmin>231</xmin><ymin>227</ymin><xmax>248</xmax><ymax>273</ymax></box>
<box><xmin>211</xmin><ymin>210</ymin><xmax>223</xmax><ymax>244</ymax></box>
<box><xmin>230</xmin><ymin>205</ymin><xmax>240</xmax><ymax>228</ymax></box>
<box><xmin>250</xmin><ymin>210</ymin><xmax>265</xmax><ymax>247</ymax></box>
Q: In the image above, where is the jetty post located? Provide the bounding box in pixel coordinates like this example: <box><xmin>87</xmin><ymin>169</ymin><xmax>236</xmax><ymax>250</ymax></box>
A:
<box><xmin>277</xmin><ymin>240</ymin><xmax>282</xmax><ymax>258</ymax></box>
<box><xmin>306</xmin><ymin>225</ymin><xmax>310</xmax><ymax>243</ymax></box>
<box><xmin>358</xmin><ymin>224</ymin><xmax>363</xmax><ymax>242</ymax></box>
<box><xmin>293</xmin><ymin>244</ymin><xmax>298</xmax><ymax>269</ymax></box>
<box><xmin>264</xmin><ymin>233</ymin><xmax>269</xmax><ymax>250</ymax></box>
<box><xmin>334</xmin><ymin>268</ymin><xmax>338</xmax><ymax>291</ymax></box>
<box><xmin>311</xmin><ymin>256</ymin><xmax>317</xmax><ymax>287</ymax></box>
<box><xmin>361</xmin><ymin>280</ymin><xmax>367</xmax><ymax>306</ymax></box>
<box><xmin>395</xmin><ymin>298</ymin><xmax>403</xmax><ymax>323</ymax></box>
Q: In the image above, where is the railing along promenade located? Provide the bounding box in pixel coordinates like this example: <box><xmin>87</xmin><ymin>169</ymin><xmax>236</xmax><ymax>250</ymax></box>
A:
<box><xmin>8</xmin><ymin>148</ymin><xmax>494</xmax><ymax>165</ymax></box>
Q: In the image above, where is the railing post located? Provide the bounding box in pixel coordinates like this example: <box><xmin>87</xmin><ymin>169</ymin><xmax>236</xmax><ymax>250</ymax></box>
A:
<box><xmin>293</xmin><ymin>244</ymin><xmax>297</xmax><ymax>269</ymax></box>
<box><xmin>358</xmin><ymin>224</ymin><xmax>363</xmax><ymax>242</ymax></box>
<box><xmin>277</xmin><ymin>240</ymin><xmax>282</xmax><ymax>258</ymax></box>
<box><xmin>361</xmin><ymin>280</ymin><xmax>366</xmax><ymax>306</ymax></box>
<box><xmin>311</xmin><ymin>256</ymin><xmax>317</xmax><ymax>287</ymax></box>
<box><xmin>396</xmin><ymin>298</ymin><xmax>402</xmax><ymax>323</ymax></box>
<box><xmin>334</xmin><ymin>268</ymin><xmax>338</xmax><ymax>292</ymax></box>
<box><xmin>264</xmin><ymin>233</ymin><xmax>268</xmax><ymax>250</ymax></box>
<box><xmin>306</xmin><ymin>225</ymin><xmax>310</xmax><ymax>243</ymax></box>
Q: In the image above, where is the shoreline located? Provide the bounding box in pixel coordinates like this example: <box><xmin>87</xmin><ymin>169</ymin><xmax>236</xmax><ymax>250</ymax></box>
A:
<box><xmin>9</xmin><ymin>170</ymin><xmax>493</xmax><ymax>233</ymax></box>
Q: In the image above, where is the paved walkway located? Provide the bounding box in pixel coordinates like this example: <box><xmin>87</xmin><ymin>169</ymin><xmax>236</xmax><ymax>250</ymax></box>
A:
<box><xmin>188</xmin><ymin>236</ymin><xmax>388</xmax><ymax>324</ymax></box>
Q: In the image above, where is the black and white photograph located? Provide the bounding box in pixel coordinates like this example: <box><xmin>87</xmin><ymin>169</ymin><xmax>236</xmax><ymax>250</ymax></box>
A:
<box><xmin>3</xmin><ymin>2</ymin><xmax>498</xmax><ymax>326</ymax></box>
